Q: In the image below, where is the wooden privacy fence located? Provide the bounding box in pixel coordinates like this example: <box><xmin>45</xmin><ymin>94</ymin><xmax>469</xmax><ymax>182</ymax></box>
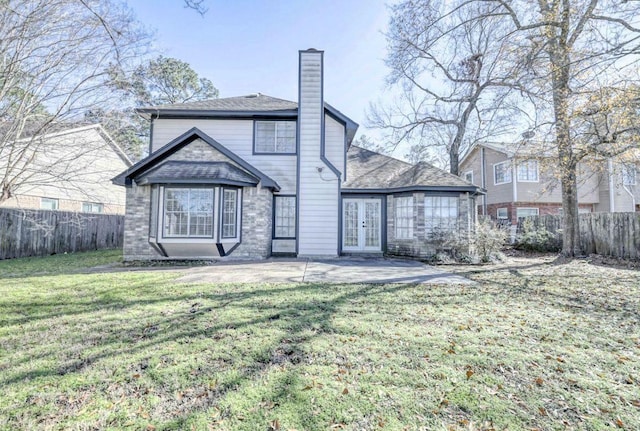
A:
<box><xmin>0</xmin><ymin>208</ymin><xmax>124</xmax><ymax>260</ymax></box>
<box><xmin>517</xmin><ymin>212</ymin><xmax>640</xmax><ymax>259</ymax></box>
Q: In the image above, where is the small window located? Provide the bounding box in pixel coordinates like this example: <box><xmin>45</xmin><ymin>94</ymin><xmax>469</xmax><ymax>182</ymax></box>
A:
<box><xmin>463</xmin><ymin>170</ymin><xmax>473</xmax><ymax>184</ymax></box>
<box><xmin>622</xmin><ymin>164</ymin><xmax>636</xmax><ymax>185</ymax></box>
<box><xmin>254</xmin><ymin>121</ymin><xmax>296</xmax><ymax>154</ymax></box>
<box><xmin>494</xmin><ymin>161</ymin><xmax>512</xmax><ymax>185</ymax></box>
<box><xmin>497</xmin><ymin>208</ymin><xmax>508</xmax><ymax>219</ymax></box>
<box><xmin>221</xmin><ymin>189</ymin><xmax>238</xmax><ymax>238</ymax></box>
<box><xmin>394</xmin><ymin>196</ymin><xmax>414</xmax><ymax>239</ymax></box>
<box><xmin>41</xmin><ymin>198</ymin><xmax>59</xmax><ymax>210</ymax></box>
<box><xmin>517</xmin><ymin>160</ymin><xmax>539</xmax><ymax>182</ymax></box>
<box><xmin>425</xmin><ymin>196</ymin><xmax>459</xmax><ymax>235</ymax></box>
<box><xmin>164</xmin><ymin>188</ymin><xmax>214</xmax><ymax>238</ymax></box>
<box><xmin>82</xmin><ymin>202</ymin><xmax>103</xmax><ymax>213</ymax></box>
<box><xmin>516</xmin><ymin>207</ymin><xmax>539</xmax><ymax>219</ymax></box>
<box><xmin>274</xmin><ymin>196</ymin><xmax>296</xmax><ymax>238</ymax></box>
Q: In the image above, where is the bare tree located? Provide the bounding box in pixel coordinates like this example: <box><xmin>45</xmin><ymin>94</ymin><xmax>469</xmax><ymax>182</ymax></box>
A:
<box><xmin>370</xmin><ymin>0</ymin><xmax>526</xmax><ymax>175</ymax></box>
<box><xmin>0</xmin><ymin>0</ymin><xmax>149</xmax><ymax>204</ymax></box>
<box><xmin>486</xmin><ymin>0</ymin><xmax>640</xmax><ymax>256</ymax></box>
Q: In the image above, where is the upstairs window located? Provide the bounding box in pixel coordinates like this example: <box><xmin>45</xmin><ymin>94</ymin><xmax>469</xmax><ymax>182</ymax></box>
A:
<box><xmin>463</xmin><ymin>170</ymin><xmax>473</xmax><ymax>184</ymax></box>
<box><xmin>517</xmin><ymin>160</ymin><xmax>539</xmax><ymax>182</ymax></box>
<box><xmin>622</xmin><ymin>164</ymin><xmax>637</xmax><ymax>185</ymax></box>
<box><xmin>254</xmin><ymin>121</ymin><xmax>296</xmax><ymax>154</ymax></box>
<box><xmin>494</xmin><ymin>161</ymin><xmax>512</xmax><ymax>185</ymax></box>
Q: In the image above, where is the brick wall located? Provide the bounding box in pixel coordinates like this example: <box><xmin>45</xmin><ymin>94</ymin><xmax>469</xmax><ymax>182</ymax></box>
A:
<box><xmin>386</xmin><ymin>192</ymin><xmax>472</xmax><ymax>258</ymax></box>
<box><xmin>123</xmin><ymin>183</ymin><xmax>162</xmax><ymax>261</ymax></box>
<box><xmin>487</xmin><ymin>202</ymin><xmax>595</xmax><ymax>225</ymax></box>
<box><xmin>231</xmin><ymin>186</ymin><xmax>273</xmax><ymax>259</ymax></box>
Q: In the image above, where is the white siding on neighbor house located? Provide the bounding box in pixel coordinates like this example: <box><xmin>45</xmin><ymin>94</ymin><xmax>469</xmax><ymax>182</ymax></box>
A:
<box><xmin>297</xmin><ymin>51</ymin><xmax>339</xmax><ymax>256</ymax></box>
<box><xmin>0</xmin><ymin>126</ymin><xmax>129</xmax><ymax>213</ymax></box>
<box><xmin>324</xmin><ymin>114</ymin><xmax>345</xmax><ymax>176</ymax></box>
<box><xmin>152</xmin><ymin>118</ymin><xmax>297</xmax><ymax>194</ymax></box>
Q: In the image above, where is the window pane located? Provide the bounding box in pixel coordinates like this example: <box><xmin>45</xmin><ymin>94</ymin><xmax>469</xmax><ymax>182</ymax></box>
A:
<box><xmin>255</xmin><ymin>121</ymin><xmax>296</xmax><ymax>153</ymax></box>
<box><xmin>222</xmin><ymin>189</ymin><xmax>237</xmax><ymax>238</ymax></box>
<box><xmin>41</xmin><ymin>198</ymin><xmax>58</xmax><ymax>210</ymax></box>
<box><xmin>164</xmin><ymin>188</ymin><xmax>213</xmax><ymax>237</ymax></box>
<box><xmin>394</xmin><ymin>196</ymin><xmax>413</xmax><ymax>239</ymax></box>
<box><xmin>275</xmin><ymin>196</ymin><xmax>296</xmax><ymax>238</ymax></box>
<box><xmin>255</xmin><ymin>121</ymin><xmax>276</xmax><ymax>152</ymax></box>
<box><xmin>425</xmin><ymin>196</ymin><xmax>459</xmax><ymax>236</ymax></box>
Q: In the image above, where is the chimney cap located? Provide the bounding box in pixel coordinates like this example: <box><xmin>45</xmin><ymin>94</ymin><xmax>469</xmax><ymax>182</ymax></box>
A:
<box><xmin>301</xmin><ymin>48</ymin><xmax>323</xmax><ymax>53</ymax></box>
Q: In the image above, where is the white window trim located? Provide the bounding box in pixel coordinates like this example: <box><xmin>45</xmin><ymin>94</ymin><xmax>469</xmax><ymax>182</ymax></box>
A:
<box><xmin>493</xmin><ymin>161</ymin><xmax>512</xmax><ymax>185</ymax></box>
<box><xmin>622</xmin><ymin>165</ymin><xmax>637</xmax><ymax>186</ymax></box>
<box><xmin>516</xmin><ymin>207</ymin><xmax>539</xmax><ymax>219</ymax></box>
<box><xmin>517</xmin><ymin>160</ymin><xmax>539</xmax><ymax>183</ymax></box>
<box><xmin>274</xmin><ymin>195</ymin><xmax>296</xmax><ymax>239</ymax></box>
<box><xmin>497</xmin><ymin>207</ymin><xmax>508</xmax><ymax>219</ymax></box>
<box><xmin>463</xmin><ymin>170</ymin><xmax>474</xmax><ymax>184</ymax></box>
<box><xmin>394</xmin><ymin>196</ymin><xmax>414</xmax><ymax>239</ymax></box>
<box><xmin>162</xmin><ymin>187</ymin><xmax>216</xmax><ymax>239</ymax></box>
<box><xmin>221</xmin><ymin>188</ymin><xmax>240</xmax><ymax>240</ymax></box>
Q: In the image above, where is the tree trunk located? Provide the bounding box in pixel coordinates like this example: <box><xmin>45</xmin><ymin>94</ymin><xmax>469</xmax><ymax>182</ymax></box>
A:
<box><xmin>560</xmin><ymin>163</ymin><xmax>581</xmax><ymax>256</ymax></box>
<box><xmin>450</xmin><ymin>146</ymin><xmax>460</xmax><ymax>176</ymax></box>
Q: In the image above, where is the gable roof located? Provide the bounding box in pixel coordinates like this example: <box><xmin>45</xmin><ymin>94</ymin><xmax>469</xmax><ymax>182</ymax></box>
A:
<box><xmin>137</xmin><ymin>93</ymin><xmax>359</xmax><ymax>145</ymax></box>
<box><xmin>112</xmin><ymin>127</ymin><xmax>280</xmax><ymax>190</ymax></box>
<box><xmin>460</xmin><ymin>141</ymin><xmax>558</xmax><ymax>166</ymax></box>
<box><xmin>344</xmin><ymin>146</ymin><xmax>482</xmax><ymax>194</ymax></box>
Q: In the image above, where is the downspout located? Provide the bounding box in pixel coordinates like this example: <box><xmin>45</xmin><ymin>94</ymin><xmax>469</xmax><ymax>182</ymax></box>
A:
<box><xmin>608</xmin><ymin>158</ymin><xmax>615</xmax><ymax>212</ymax></box>
<box><xmin>622</xmin><ymin>184</ymin><xmax>635</xmax><ymax>212</ymax></box>
<box><xmin>481</xmin><ymin>147</ymin><xmax>487</xmax><ymax>215</ymax></box>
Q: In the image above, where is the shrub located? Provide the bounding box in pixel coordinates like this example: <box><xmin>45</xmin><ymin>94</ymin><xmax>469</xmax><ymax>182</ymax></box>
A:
<box><xmin>472</xmin><ymin>218</ymin><xmax>509</xmax><ymax>262</ymax></box>
<box><xmin>515</xmin><ymin>218</ymin><xmax>561</xmax><ymax>252</ymax></box>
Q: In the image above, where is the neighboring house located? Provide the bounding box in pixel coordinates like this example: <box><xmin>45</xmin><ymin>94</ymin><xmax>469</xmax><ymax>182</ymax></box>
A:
<box><xmin>113</xmin><ymin>49</ymin><xmax>483</xmax><ymax>260</ymax></box>
<box><xmin>460</xmin><ymin>142</ymin><xmax>640</xmax><ymax>225</ymax></box>
<box><xmin>0</xmin><ymin>124</ymin><xmax>131</xmax><ymax>214</ymax></box>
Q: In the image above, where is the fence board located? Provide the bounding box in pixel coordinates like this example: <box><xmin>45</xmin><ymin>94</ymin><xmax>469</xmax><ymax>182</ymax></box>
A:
<box><xmin>0</xmin><ymin>208</ymin><xmax>124</xmax><ymax>260</ymax></box>
<box><xmin>517</xmin><ymin>212</ymin><xmax>640</xmax><ymax>259</ymax></box>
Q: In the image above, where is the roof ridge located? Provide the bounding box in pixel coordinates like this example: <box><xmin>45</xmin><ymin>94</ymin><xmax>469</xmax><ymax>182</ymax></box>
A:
<box><xmin>351</xmin><ymin>145</ymin><xmax>413</xmax><ymax>167</ymax></box>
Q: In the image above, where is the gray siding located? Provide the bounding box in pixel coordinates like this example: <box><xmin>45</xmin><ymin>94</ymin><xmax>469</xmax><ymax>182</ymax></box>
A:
<box><xmin>297</xmin><ymin>50</ymin><xmax>339</xmax><ymax>256</ymax></box>
<box><xmin>152</xmin><ymin>119</ymin><xmax>297</xmax><ymax>194</ymax></box>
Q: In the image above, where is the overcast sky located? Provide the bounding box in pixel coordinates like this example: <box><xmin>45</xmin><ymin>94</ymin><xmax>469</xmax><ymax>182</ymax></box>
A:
<box><xmin>127</xmin><ymin>0</ymin><xmax>395</xmax><ymax>149</ymax></box>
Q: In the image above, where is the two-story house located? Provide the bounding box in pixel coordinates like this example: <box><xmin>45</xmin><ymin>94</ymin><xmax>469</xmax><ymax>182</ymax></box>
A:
<box><xmin>1</xmin><ymin>124</ymin><xmax>131</xmax><ymax>214</ymax></box>
<box><xmin>460</xmin><ymin>142</ymin><xmax>639</xmax><ymax>224</ymax></box>
<box><xmin>114</xmin><ymin>49</ymin><xmax>483</xmax><ymax>260</ymax></box>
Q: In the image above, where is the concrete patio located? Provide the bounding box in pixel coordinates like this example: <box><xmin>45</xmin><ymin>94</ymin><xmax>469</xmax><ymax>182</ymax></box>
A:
<box><xmin>174</xmin><ymin>257</ymin><xmax>474</xmax><ymax>285</ymax></box>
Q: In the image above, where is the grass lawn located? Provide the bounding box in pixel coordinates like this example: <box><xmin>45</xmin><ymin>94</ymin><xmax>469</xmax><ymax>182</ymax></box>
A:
<box><xmin>0</xmin><ymin>251</ymin><xmax>638</xmax><ymax>430</ymax></box>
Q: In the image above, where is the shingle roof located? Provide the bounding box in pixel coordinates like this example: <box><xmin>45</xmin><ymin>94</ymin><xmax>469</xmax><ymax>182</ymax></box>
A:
<box><xmin>142</xmin><ymin>94</ymin><xmax>298</xmax><ymax>112</ymax></box>
<box><xmin>344</xmin><ymin>146</ymin><xmax>480</xmax><ymax>192</ymax></box>
<box><xmin>134</xmin><ymin>161</ymin><xmax>260</xmax><ymax>186</ymax></box>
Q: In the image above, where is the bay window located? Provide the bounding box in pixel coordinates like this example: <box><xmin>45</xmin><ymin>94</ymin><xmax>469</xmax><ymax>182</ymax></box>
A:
<box><xmin>425</xmin><ymin>196</ymin><xmax>459</xmax><ymax>235</ymax></box>
<box><xmin>164</xmin><ymin>188</ymin><xmax>214</xmax><ymax>237</ymax></box>
<box><xmin>394</xmin><ymin>196</ymin><xmax>413</xmax><ymax>239</ymax></box>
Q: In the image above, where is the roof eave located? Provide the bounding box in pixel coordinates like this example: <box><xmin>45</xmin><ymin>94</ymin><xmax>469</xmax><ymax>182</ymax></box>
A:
<box><xmin>136</xmin><ymin>108</ymin><xmax>299</xmax><ymax>120</ymax></box>
<box><xmin>342</xmin><ymin>185</ymin><xmax>485</xmax><ymax>195</ymax></box>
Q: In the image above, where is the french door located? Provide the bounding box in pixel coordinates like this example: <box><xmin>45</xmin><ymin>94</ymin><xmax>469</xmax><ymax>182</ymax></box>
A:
<box><xmin>342</xmin><ymin>198</ymin><xmax>381</xmax><ymax>252</ymax></box>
